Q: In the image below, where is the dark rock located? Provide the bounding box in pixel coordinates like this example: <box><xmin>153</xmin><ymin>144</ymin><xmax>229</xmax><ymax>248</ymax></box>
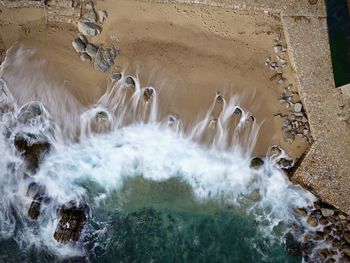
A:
<box><xmin>216</xmin><ymin>95</ymin><xmax>224</xmax><ymax>105</ymax></box>
<box><xmin>250</xmin><ymin>157</ymin><xmax>264</xmax><ymax>169</ymax></box>
<box><xmin>85</xmin><ymin>43</ymin><xmax>98</xmax><ymax>58</ymax></box>
<box><xmin>314</xmin><ymin>231</ymin><xmax>325</xmax><ymax>240</ymax></box>
<box><xmin>319</xmin><ymin>217</ymin><xmax>329</xmax><ymax>225</ymax></box>
<box><xmin>110</xmin><ymin>72</ymin><xmax>122</xmax><ymax>81</ymax></box>
<box><xmin>53</xmin><ymin>202</ymin><xmax>88</xmax><ymax>243</ymax></box>
<box><xmin>14</xmin><ymin>134</ymin><xmax>51</xmax><ymax>171</ymax></box>
<box><xmin>143</xmin><ymin>88</ymin><xmax>154</xmax><ymax>102</ymax></box>
<box><xmin>276</xmin><ymin>158</ymin><xmax>294</xmax><ymax>169</ymax></box>
<box><xmin>285</xmin><ymin>232</ymin><xmax>302</xmax><ymax>256</ymax></box>
<box><xmin>72</xmin><ymin>38</ymin><xmax>86</xmax><ymax>53</ymax></box>
<box><xmin>77</xmin><ymin>20</ymin><xmax>101</xmax><ymax>36</ymax></box>
<box><xmin>233</xmin><ymin>107</ymin><xmax>242</xmax><ymax>115</ymax></box>
<box><xmin>94</xmin><ymin>47</ymin><xmax>117</xmax><ymax>72</ymax></box>
<box><xmin>125</xmin><ymin>76</ymin><xmax>135</xmax><ymax>86</ymax></box>
<box><xmin>323</xmin><ymin>226</ymin><xmax>332</xmax><ymax>234</ymax></box>
<box><xmin>28</xmin><ymin>195</ymin><xmax>43</xmax><ymax>220</ymax></box>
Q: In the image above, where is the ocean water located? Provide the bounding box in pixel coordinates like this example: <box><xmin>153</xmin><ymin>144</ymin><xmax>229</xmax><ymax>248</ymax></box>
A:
<box><xmin>0</xmin><ymin>50</ymin><xmax>318</xmax><ymax>262</ymax></box>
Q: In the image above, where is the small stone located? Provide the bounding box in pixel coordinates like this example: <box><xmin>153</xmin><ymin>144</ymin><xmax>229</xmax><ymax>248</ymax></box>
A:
<box><xmin>86</xmin><ymin>43</ymin><xmax>98</xmax><ymax>58</ymax></box>
<box><xmin>269</xmin><ymin>145</ymin><xmax>282</xmax><ymax>156</ymax></box>
<box><xmin>250</xmin><ymin>157</ymin><xmax>264</xmax><ymax>169</ymax></box>
<box><xmin>339</xmin><ymin>214</ymin><xmax>347</xmax><ymax>220</ymax></box>
<box><xmin>294</xmin><ymin>103</ymin><xmax>303</xmax><ymax>113</ymax></box>
<box><xmin>233</xmin><ymin>107</ymin><xmax>242</xmax><ymax>115</ymax></box>
<box><xmin>94</xmin><ymin>47</ymin><xmax>118</xmax><ymax>72</ymax></box>
<box><xmin>80</xmin><ymin>53</ymin><xmax>91</xmax><ymax>62</ymax></box>
<box><xmin>303</xmin><ymin>129</ymin><xmax>309</xmax><ymax>136</ymax></box>
<box><xmin>110</xmin><ymin>72</ymin><xmax>122</xmax><ymax>81</ymax></box>
<box><xmin>143</xmin><ymin>88</ymin><xmax>154</xmax><ymax>102</ymax></box>
<box><xmin>321</xmin><ymin>208</ymin><xmax>334</xmax><ymax>217</ymax></box>
<box><xmin>77</xmin><ymin>20</ymin><xmax>101</xmax><ymax>36</ymax></box>
<box><xmin>307</xmin><ymin>215</ymin><xmax>318</xmax><ymax>227</ymax></box>
<box><xmin>301</xmin><ymin>116</ymin><xmax>308</xmax><ymax>123</ymax></box>
<box><xmin>97</xmin><ymin>10</ymin><xmax>107</xmax><ymax>23</ymax></box>
<box><xmin>82</xmin><ymin>9</ymin><xmax>97</xmax><ymax>23</ymax></box>
<box><xmin>274</xmin><ymin>45</ymin><xmax>283</xmax><ymax>53</ymax></box>
<box><xmin>319</xmin><ymin>217</ymin><xmax>329</xmax><ymax>225</ymax></box>
<box><xmin>125</xmin><ymin>76</ymin><xmax>135</xmax><ymax>86</ymax></box>
<box><xmin>78</xmin><ymin>34</ymin><xmax>87</xmax><ymax>45</ymax></box>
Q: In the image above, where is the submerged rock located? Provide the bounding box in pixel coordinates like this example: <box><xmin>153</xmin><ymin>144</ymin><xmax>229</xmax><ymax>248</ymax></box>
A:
<box><xmin>110</xmin><ymin>72</ymin><xmax>122</xmax><ymax>82</ymax></box>
<box><xmin>307</xmin><ymin>215</ymin><xmax>318</xmax><ymax>227</ymax></box>
<box><xmin>250</xmin><ymin>157</ymin><xmax>264</xmax><ymax>169</ymax></box>
<box><xmin>276</xmin><ymin>158</ymin><xmax>294</xmax><ymax>169</ymax></box>
<box><xmin>77</xmin><ymin>20</ymin><xmax>101</xmax><ymax>36</ymax></box>
<box><xmin>125</xmin><ymin>76</ymin><xmax>136</xmax><ymax>86</ymax></box>
<box><xmin>143</xmin><ymin>88</ymin><xmax>154</xmax><ymax>102</ymax></box>
<box><xmin>53</xmin><ymin>203</ymin><xmax>88</xmax><ymax>243</ymax></box>
<box><xmin>17</xmin><ymin>101</ymin><xmax>44</xmax><ymax>124</ymax></box>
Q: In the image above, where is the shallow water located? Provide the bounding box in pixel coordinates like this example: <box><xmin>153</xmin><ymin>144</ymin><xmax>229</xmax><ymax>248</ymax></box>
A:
<box><xmin>0</xmin><ymin>51</ymin><xmax>318</xmax><ymax>262</ymax></box>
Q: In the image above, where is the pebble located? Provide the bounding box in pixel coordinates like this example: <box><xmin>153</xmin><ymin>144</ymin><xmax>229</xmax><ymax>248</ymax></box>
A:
<box><xmin>80</xmin><ymin>52</ymin><xmax>91</xmax><ymax>62</ymax></box>
<box><xmin>303</xmin><ymin>129</ymin><xmax>309</xmax><ymax>136</ymax></box>
<box><xmin>274</xmin><ymin>45</ymin><xmax>283</xmax><ymax>53</ymax></box>
<box><xmin>86</xmin><ymin>43</ymin><xmax>98</xmax><ymax>58</ymax></box>
<box><xmin>110</xmin><ymin>72</ymin><xmax>122</xmax><ymax>81</ymax></box>
<box><xmin>250</xmin><ymin>157</ymin><xmax>264</xmax><ymax>169</ymax></box>
<box><xmin>295</xmin><ymin>208</ymin><xmax>307</xmax><ymax>217</ymax></box>
<box><xmin>72</xmin><ymin>38</ymin><xmax>86</xmax><ymax>53</ymax></box>
<box><xmin>77</xmin><ymin>20</ymin><xmax>102</xmax><ymax>36</ymax></box>
<box><xmin>294</xmin><ymin>103</ymin><xmax>303</xmax><ymax>113</ymax></box>
<box><xmin>98</xmin><ymin>10</ymin><xmax>108</xmax><ymax>23</ymax></box>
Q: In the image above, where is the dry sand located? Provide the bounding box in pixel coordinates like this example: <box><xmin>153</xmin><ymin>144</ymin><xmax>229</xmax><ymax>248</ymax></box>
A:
<box><xmin>0</xmin><ymin>0</ymin><xmax>309</xmax><ymax>158</ymax></box>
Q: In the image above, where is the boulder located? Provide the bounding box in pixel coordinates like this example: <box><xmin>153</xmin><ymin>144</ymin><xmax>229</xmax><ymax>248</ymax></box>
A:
<box><xmin>77</xmin><ymin>20</ymin><xmax>101</xmax><ymax>36</ymax></box>
<box><xmin>276</xmin><ymin>158</ymin><xmax>294</xmax><ymax>169</ymax></box>
<box><xmin>125</xmin><ymin>76</ymin><xmax>135</xmax><ymax>86</ymax></box>
<box><xmin>307</xmin><ymin>215</ymin><xmax>318</xmax><ymax>227</ymax></box>
<box><xmin>80</xmin><ymin>53</ymin><xmax>91</xmax><ymax>62</ymax></box>
<box><xmin>344</xmin><ymin>232</ymin><xmax>350</xmax><ymax>244</ymax></box>
<box><xmin>295</xmin><ymin>208</ymin><xmax>307</xmax><ymax>217</ymax></box>
<box><xmin>53</xmin><ymin>203</ymin><xmax>88</xmax><ymax>243</ymax></box>
<box><xmin>110</xmin><ymin>72</ymin><xmax>122</xmax><ymax>81</ymax></box>
<box><xmin>294</xmin><ymin>103</ymin><xmax>303</xmax><ymax>113</ymax></box>
<box><xmin>82</xmin><ymin>9</ymin><xmax>97</xmax><ymax>23</ymax></box>
<box><xmin>143</xmin><ymin>88</ymin><xmax>154</xmax><ymax>102</ymax></box>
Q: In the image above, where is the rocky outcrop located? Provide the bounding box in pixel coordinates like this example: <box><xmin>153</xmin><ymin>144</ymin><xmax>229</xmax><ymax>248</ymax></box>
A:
<box><xmin>53</xmin><ymin>202</ymin><xmax>88</xmax><ymax>243</ymax></box>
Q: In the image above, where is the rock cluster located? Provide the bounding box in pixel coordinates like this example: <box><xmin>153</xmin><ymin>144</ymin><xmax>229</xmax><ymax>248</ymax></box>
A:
<box><xmin>71</xmin><ymin>1</ymin><xmax>117</xmax><ymax>72</ymax></box>
<box><xmin>266</xmin><ymin>35</ymin><xmax>313</xmax><ymax>145</ymax></box>
<box><xmin>295</xmin><ymin>201</ymin><xmax>350</xmax><ymax>262</ymax></box>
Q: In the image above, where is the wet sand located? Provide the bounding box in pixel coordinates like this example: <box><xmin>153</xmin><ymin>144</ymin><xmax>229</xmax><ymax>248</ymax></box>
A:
<box><xmin>0</xmin><ymin>0</ymin><xmax>309</xmax><ymax>158</ymax></box>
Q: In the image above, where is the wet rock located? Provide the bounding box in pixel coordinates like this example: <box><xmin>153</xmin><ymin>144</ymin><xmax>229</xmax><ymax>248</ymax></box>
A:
<box><xmin>321</xmin><ymin>208</ymin><xmax>335</xmax><ymax>217</ymax></box>
<box><xmin>250</xmin><ymin>157</ymin><xmax>264</xmax><ymax>169</ymax></box>
<box><xmin>274</xmin><ymin>45</ymin><xmax>283</xmax><ymax>53</ymax></box>
<box><xmin>276</xmin><ymin>158</ymin><xmax>294</xmax><ymax>169</ymax></box>
<box><xmin>72</xmin><ymin>38</ymin><xmax>86</xmax><ymax>53</ymax></box>
<box><xmin>28</xmin><ymin>195</ymin><xmax>43</xmax><ymax>220</ymax></box>
<box><xmin>233</xmin><ymin>107</ymin><xmax>242</xmax><ymax>115</ymax></box>
<box><xmin>295</xmin><ymin>208</ymin><xmax>307</xmax><ymax>217</ymax></box>
<box><xmin>80</xmin><ymin>52</ymin><xmax>91</xmax><ymax>62</ymax></box>
<box><xmin>307</xmin><ymin>215</ymin><xmax>318</xmax><ymax>227</ymax></box>
<box><xmin>110</xmin><ymin>72</ymin><xmax>122</xmax><ymax>81</ymax></box>
<box><xmin>85</xmin><ymin>43</ymin><xmax>98</xmax><ymax>59</ymax></box>
<box><xmin>269</xmin><ymin>145</ymin><xmax>282</xmax><ymax>156</ymax></box>
<box><xmin>77</xmin><ymin>20</ymin><xmax>101</xmax><ymax>36</ymax></box>
<box><xmin>95</xmin><ymin>111</ymin><xmax>109</xmax><ymax>123</ymax></box>
<box><xmin>344</xmin><ymin>232</ymin><xmax>350</xmax><ymax>244</ymax></box>
<box><xmin>125</xmin><ymin>76</ymin><xmax>135</xmax><ymax>86</ymax></box>
<box><xmin>216</xmin><ymin>94</ymin><xmax>224</xmax><ymax>105</ymax></box>
<box><xmin>285</xmin><ymin>232</ymin><xmax>302</xmax><ymax>257</ymax></box>
<box><xmin>97</xmin><ymin>10</ymin><xmax>107</xmax><ymax>23</ymax></box>
<box><xmin>143</xmin><ymin>88</ymin><xmax>154</xmax><ymax>102</ymax></box>
<box><xmin>249</xmin><ymin>189</ymin><xmax>261</xmax><ymax>201</ymax></box>
<box><xmin>319</xmin><ymin>217</ymin><xmax>329</xmax><ymax>225</ymax></box>
<box><xmin>14</xmin><ymin>134</ymin><xmax>51</xmax><ymax>171</ymax></box>
<box><xmin>294</xmin><ymin>103</ymin><xmax>303</xmax><ymax>113</ymax></box>
<box><xmin>94</xmin><ymin>47</ymin><xmax>117</xmax><ymax>72</ymax></box>
<box><xmin>53</xmin><ymin>203</ymin><xmax>88</xmax><ymax>243</ymax></box>
<box><xmin>17</xmin><ymin>101</ymin><xmax>44</xmax><ymax>124</ymax></box>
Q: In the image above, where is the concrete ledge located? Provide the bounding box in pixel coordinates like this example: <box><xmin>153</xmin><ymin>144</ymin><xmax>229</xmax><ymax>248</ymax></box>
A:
<box><xmin>139</xmin><ymin>0</ymin><xmax>327</xmax><ymax>17</ymax></box>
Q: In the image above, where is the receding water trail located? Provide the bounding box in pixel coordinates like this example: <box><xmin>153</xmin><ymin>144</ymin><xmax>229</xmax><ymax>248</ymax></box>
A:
<box><xmin>0</xmin><ymin>48</ymin><xmax>324</xmax><ymax>262</ymax></box>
